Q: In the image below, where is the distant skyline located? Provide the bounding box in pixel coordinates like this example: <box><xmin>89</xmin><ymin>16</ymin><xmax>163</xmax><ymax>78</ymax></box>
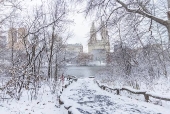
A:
<box><xmin>67</xmin><ymin>2</ymin><xmax>93</xmax><ymax>53</ymax></box>
<box><xmin>4</xmin><ymin>0</ymin><xmax>101</xmax><ymax>53</ymax></box>
<box><xmin>3</xmin><ymin>0</ymin><xmax>169</xmax><ymax>53</ymax></box>
<box><xmin>23</xmin><ymin>0</ymin><xmax>93</xmax><ymax>53</ymax></box>
<box><xmin>67</xmin><ymin>12</ymin><xmax>91</xmax><ymax>53</ymax></box>
<box><xmin>67</xmin><ymin>8</ymin><xmax>106</xmax><ymax>53</ymax></box>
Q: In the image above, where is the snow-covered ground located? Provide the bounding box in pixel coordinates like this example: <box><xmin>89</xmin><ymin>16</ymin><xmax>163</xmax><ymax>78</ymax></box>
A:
<box><xmin>0</xmin><ymin>81</ymin><xmax>68</xmax><ymax>114</ymax></box>
<box><xmin>97</xmin><ymin>76</ymin><xmax>170</xmax><ymax>108</ymax></box>
<box><xmin>61</xmin><ymin>78</ymin><xmax>170</xmax><ymax>114</ymax></box>
<box><xmin>0</xmin><ymin>77</ymin><xmax>170</xmax><ymax>114</ymax></box>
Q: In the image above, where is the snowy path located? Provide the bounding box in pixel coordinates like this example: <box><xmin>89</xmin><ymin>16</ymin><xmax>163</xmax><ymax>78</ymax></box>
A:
<box><xmin>61</xmin><ymin>78</ymin><xmax>170</xmax><ymax>114</ymax></box>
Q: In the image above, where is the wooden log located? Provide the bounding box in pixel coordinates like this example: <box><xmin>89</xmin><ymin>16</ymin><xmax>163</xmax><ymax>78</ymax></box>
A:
<box><xmin>144</xmin><ymin>94</ymin><xmax>149</xmax><ymax>102</ymax></box>
<box><xmin>121</xmin><ymin>88</ymin><xmax>146</xmax><ymax>94</ymax></box>
<box><xmin>89</xmin><ymin>76</ymin><xmax>95</xmax><ymax>78</ymax></box>
<box><xmin>103</xmin><ymin>86</ymin><xmax>105</xmax><ymax>90</ymax></box>
<box><xmin>68</xmin><ymin>111</ymin><xmax>72</xmax><ymax>114</ymax></box>
<box><xmin>117</xmin><ymin>89</ymin><xmax>120</xmax><ymax>95</ymax></box>
<box><xmin>59</xmin><ymin>97</ymin><xmax>64</xmax><ymax>105</ymax></box>
<box><xmin>146</xmin><ymin>93</ymin><xmax>170</xmax><ymax>101</ymax></box>
<box><xmin>65</xmin><ymin>85</ymin><xmax>67</xmax><ymax>88</ymax></box>
<box><xmin>64</xmin><ymin>106</ymin><xmax>72</xmax><ymax>110</ymax></box>
<box><xmin>96</xmin><ymin>80</ymin><xmax>170</xmax><ymax>103</ymax></box>
<box><xmin>74</xmin><ymin>79</ymin><xmax>77</xmax><ymax>82</ymax></box>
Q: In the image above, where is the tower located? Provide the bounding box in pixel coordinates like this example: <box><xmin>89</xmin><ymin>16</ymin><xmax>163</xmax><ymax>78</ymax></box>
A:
<box><xmin>18</xmin><ymin>28</ymin><xmax>26</xmax><ymax>40</ymax></box>
<box><xmin>100</xmin><ymin>21</ymin><xmax>109</xmax><ymax>42</ymax></box>
<box><xmin>88</xmin><ymin>21</ymin><xmax>110</xmax><ymax>54</ymax></box>
<box><xmin>7</xmin><ymin>28</ymin><xmax>17</xmax><ymax>49</ymax></box>
<box><xmin>7</xmin><ymin>27</ymin><xmax>27</xmax><ymax>50</ymax></box>
<box><xmin>89</xmin><ymin>22</ymin><xmax>96</xmax><ymax>43</ymax></box>
<box><xmin>17</xmin><ymin>28</ymin><xmax>26</xmax><ymax>49</ymax></box>
<box><xmin>88</xmin><ymin>21</ymin><xmax>110</xmax><ymax>64</ymax></box>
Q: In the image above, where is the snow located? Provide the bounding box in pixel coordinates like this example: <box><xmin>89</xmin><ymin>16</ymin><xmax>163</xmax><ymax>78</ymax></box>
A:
<box><xmin>123</xmin><ymin>86</ymin><xmax>146</xmax><ymax>93</ymax></box>
<box><xmin>69</xmin><ymin>107</ymin><xmax>82</xmax><ymax>114</ymax></box>
<box><xmin>61</xmin><ymin>78</ymin><xmax>170</xmax><ymax>114</ymax></box>
<box><xmin>0</xmin><ymin>81</ymin><xmax>68</xmax><ymax>114</ymax></box>
<box><xmin>0</xmin><ymin>77</ymin><xmax>170</xmax><ymax>114</ymax></box>
<box><xmin>97</xmin><ymin>80</ymin><xmax>170</xmax><ymax>107</ymax></box>
<box><xmin>146</xmin><ymin>92</ymin><xmax>170</xmax><ymax>100</ymax></box>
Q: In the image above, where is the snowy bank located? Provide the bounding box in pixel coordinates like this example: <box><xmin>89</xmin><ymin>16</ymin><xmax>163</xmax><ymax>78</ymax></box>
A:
<box><xmin>61</xmin><ymin>78</ymin><xmax>170</xmax><ymax>114</ymax></box>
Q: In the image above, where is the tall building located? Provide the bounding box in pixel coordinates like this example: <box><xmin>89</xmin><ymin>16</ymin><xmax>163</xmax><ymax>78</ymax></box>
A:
<box><xmin>89</xmin><ymin>22</ymin><xmax>97</xmax><ymax>43</ymax></box>
<box><xmin>65</xmin><ymin>43</ymin><xmax>83</xmax><ymax>53</ymax></box>
<box><xmin>0</xmin><ymin>30</ymin><xmax>7</xmax><ymax>49</ymax></box>
<box><xmin>7</xmin><ymin>27</ymin><xmax>27</xmax><ymax>50</ymax></box>
<box><xmin>88</xmin><ymin>22</ymin><xmax>110</xmax><ymax>54</ymax></box>
<box><xmin>88</xmin><ymin>22</ymin><xmax>110</xmax><ymax>64</ymax></box>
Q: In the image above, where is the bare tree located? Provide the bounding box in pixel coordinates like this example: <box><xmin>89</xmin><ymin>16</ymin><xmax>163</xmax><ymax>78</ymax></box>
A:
<box><xmin>80</xmin><ymin>0</ymin><xmax>170</xmax><ymax>89</ymax></box>
<box><xmin>78</xmin><ymin>0</ymin><xmax>170</xmax><ymax>46</ymax></box>
<box><xmin>0</xmin><ymin>0</ymin><xmax>71</xmax><ymax>100</ymax></box>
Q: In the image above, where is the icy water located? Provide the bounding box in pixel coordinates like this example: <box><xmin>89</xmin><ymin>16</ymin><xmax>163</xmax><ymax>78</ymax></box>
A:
<box><xmin>65</xmin><ymin>66</ymin><xmax>106</xmax><ymax>78</ymax></box>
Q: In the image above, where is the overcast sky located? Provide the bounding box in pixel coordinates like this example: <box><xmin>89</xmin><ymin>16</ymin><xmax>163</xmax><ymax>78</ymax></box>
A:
<box><xmin>68</xmin><ymin>11</ymin><xmax>91</xmax><ymax>52</ymax></box>
<box><xmin>4</xmin><ymin>0</ymin><xmax>169</xmax><ymax>52</ymax></box>
<box><xmin>2</xmin><ymin>0</ymin><xmax>108</xmax><ymax>53</ymax></box>
<box><xmin>66</xmin><ymin>1</ymin><xmax>96</xmax><ymax>53</ymax></box>
<box><xmin>20</xmin><ymin>0</ymin><xmax>92</xmax><ymax>52</ymax></box>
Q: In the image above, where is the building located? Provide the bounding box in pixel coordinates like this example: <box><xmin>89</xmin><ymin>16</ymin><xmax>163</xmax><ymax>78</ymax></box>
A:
<box><xmin>65</xmin><ymin>43</ymin><xmax>83</xmax><ymax>53</ymax></box>
<box><xmin>91</xmin><ymin>49</ymin><xmax>107</xmax><ymax>61</ymax></box>
<box><xmin>88</xmin><ymin>22</ymin><xmax>110</xmax><ymax>65</ymax></box>
<box><xmin>88</xmin><ymin>22</ymin><xmax>110</xmax><ymax>54</ymax></box>
<box><xmin>7</xmin><ymin>27</ymin><xmax>27</xmax><ymax>50</ymax></box>
<box><xmin>0</xmin><ymin>36</ymin><xmax>6</xmax><ymax>49</ymax></box>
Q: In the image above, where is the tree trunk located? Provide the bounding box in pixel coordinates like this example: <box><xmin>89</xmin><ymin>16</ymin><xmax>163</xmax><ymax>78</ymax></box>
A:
<box><xmin>168</xmin><ymin>0</ymin><xmax>170</xmax><ymax>10</ymax></box>
<box><xmin>48</xmin><ymin>25</ymin><xmax>55</xmax><ymax>79</ymax></box>
<box><xmin>54</xmin><ymin>53</ymin><xmax>58</xmax><ymax>81</ymax></box>
<box><xmin>167</xmin><ymin>22</ymin><xmax>170</xmax><ymax>47</ymax></box>
<box><xmin>167</xmin><ymin>0</ymin><xmax>170</xmax><ymax>20</ymax></box>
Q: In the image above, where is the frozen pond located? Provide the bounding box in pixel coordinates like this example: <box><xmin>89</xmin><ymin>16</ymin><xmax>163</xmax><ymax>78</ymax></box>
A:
<box><xmin>65</xmin><ymin>66</ymin><xmax>106</xmax><ymax>78</ymax></box>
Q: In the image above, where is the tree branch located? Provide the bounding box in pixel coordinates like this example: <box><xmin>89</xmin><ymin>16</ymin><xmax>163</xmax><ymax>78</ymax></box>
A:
<box><xmin>116</xmin><ymin>0</ymin><xmax>168</xmax><ymax>26</ymax></box>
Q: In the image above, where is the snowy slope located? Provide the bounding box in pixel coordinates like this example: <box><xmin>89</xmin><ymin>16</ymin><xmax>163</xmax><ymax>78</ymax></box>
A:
<box><xmin>0</xmin><ymin>83</ymin><xmax>67</xmax><ymax>114</ymax></box>
<box><xmin>61</xmin><ymin>78</ymin><xmax>170</xmax><ymax>114</ymax></box>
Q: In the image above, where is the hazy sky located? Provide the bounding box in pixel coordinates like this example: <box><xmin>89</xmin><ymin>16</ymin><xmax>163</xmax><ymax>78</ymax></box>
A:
<box><xmin>21</xmin><ymin>0</ymin><xmax>92</xmax><ymax>52</ymax></box>
<box><xmin>68</xmin><ymin>11</ymin><xmax>92</xmax><ymax>52</ymax></box>
<box><xmin>4</xmin><ymin>0</ymin><xmax>169</xmax><ymax>52</ymax></box>
<box><xmin>66</xmin><ymin>1</ymin><xmax>95</xmax><ymax>53</ymax></box>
